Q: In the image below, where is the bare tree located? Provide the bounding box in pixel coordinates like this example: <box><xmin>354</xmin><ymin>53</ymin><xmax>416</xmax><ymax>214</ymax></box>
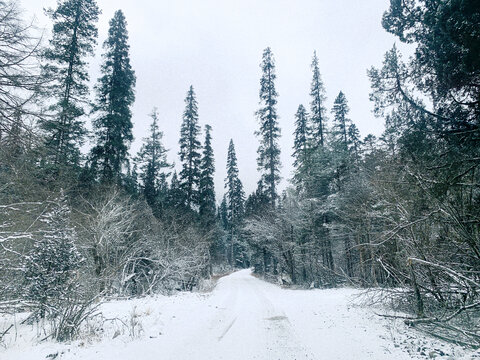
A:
<box><xmin>0</xmin><ymin>0</ymin><xmax>45</xmax><ymax>141</ymax></box>
<box><xmin>76</xmin><ymin>189</ymin><xmax>141</xmax><ymax>294</ymax></box>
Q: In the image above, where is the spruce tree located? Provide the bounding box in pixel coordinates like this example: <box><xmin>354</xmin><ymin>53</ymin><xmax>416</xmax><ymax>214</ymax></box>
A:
<box><xmin>363</xmin><ymin>134</ymin><xmax>377</xmax><ymax>156</ymax></box>
<box><xmin>225</xmin><ymin>139</ymin><xmax>245</xmax><ymax>226</ymax></box>
<box><xmin>167</xmin><ymin>170</ymin><xmax>185</xmax><ymax>209</ymax></box>
<box><xmin>244</xmin><ymin>183</ymin><xmax>270</xmax><ymax>218</ymax></box>
<box><xmin>292</xmin><ymin>104</ymin><xmax>311</xmax><ymax>188</ymax></box>
<box><xmin>225</xmin><ymin>140</ymin><xmax>245</xmax><ymax>266</ymax></box>
<box><xmin>218</xmin><ymin>194</ymin><xmax>229</xmax><ymax>262</ymax></box>
<box><xmin>219</xmin><ymin>194</ymin><xmax>229</xmax><ymax>230</ymax></box>
<box><xmin>91</xmin><ymin>10</ymin><xmax>136</xmax><ymax>182</ymax></box>
<box><xmin>41</xmin><ymin>0</ymin><xmax>100</xmax><ymax>168</ymax></box>
<box><xmin>331</xmin><ymin>91</ymin><xmax>351</xmax><ymax>150</ymax></box>
<box><xmin>178</xmin><ymin>86</ymin><xmax>201</xmax><ymax>209</ymax></box>
<box><xmin>124</xmin><ymin>162</ymin><xmax>139</xmax><ymax>195</ymax></box>
<box><xmin>24</xmin><ymin>192</ymin><xmax>82</xmax><ymax>318</ymax></box>
<box><xmin>136</xmin><ymin>108</ymin><xmax>170</xmax><ymax>212</ymax></box>
<box><xmin>347</xmin><ymin>123</ymin><xmax>361</xmax><ymax>162</ymax></box>
<box><xmin>380</xmin><ymin>111</ymin><xmax>402</xmax><ymax>157</ymax></box>
<box><xmin>331</xmin><ymin>91</ymin><xmax>353</xmax><ymax>189</ymax></box>
<box><xmin>310</xmin><ymin>51</ymin><xmax>327</xmax><ymax>148</ymax></box>
<box><xmin>256</xmin><ymin>47</ymin><xmax>281</xmax><ymax>206</ymax></box>
<box><xmin>199</xmin><ymin>124</ymin><xmax>216</xmax><ymax>225</ymax></box>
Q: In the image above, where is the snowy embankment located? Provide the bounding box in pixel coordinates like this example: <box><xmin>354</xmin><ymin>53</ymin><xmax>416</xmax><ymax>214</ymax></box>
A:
<box><xmin>1</xmin><ymin>269</ymin><xmax>478</xmax><ymax>360</ymax></box>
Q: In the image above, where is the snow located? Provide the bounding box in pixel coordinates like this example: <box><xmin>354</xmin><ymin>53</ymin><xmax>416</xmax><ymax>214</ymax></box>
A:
<box><xmin>1</xmin><ymin>269</ymin><xmax>478</xmax><ymax>359</ymax></box>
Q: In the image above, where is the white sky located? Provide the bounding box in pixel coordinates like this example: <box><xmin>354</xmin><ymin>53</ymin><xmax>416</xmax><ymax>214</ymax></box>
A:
<box><xmin>20</xmin><ymin>0</ymin><xmax>406</xmax><ymax>198</ymax></box>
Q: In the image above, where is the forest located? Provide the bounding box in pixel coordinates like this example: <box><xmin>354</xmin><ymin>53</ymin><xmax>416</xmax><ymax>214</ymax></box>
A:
<box><xmin>0</xmin><ymin>0</ymin><xmax>479</xmax><ymax>348</ymax></box>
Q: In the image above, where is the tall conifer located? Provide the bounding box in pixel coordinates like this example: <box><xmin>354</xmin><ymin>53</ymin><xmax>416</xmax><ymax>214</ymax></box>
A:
<box><xmin>91</xmin><ymin>10</ymin><xmax>136</xmax><ymax>182</ymax></box>
<box><xmin>167</xmin><ymin>170</ymin><xmax>185</xmax><ymax>209</ymax></box>
<box><xmin>310</xmin><ymin>51</ymin><xmax>327</xmax><ymax>148</ymax></box>
<box><xmin>199</xmin><ymin>125</ymin><xmax>216</xmax><ymax>224</ymax></box>
<box><xmin>331</xmin><ymin>91</ymin><xmax>351</xmax><ymax>150</ymax></box>
<box><xmin>256</xmin><ymin>47</ymin><xmax>281</xmax><ymax>206</ymax></box>
<box><xmin>292</xmin><ymin>104</ymin><xmax>311</xmax><ymax>188</ymax></box>
<box><xmin>41</xmin><ymin>0</ymin><xmax>100</xmax><ymax>168</ymax></box>
<box><xmin>178</xmin><ymin>86</ymin><xmax>201</xmax><ymax>209</ymax></box>
<box><xmin>136</xmin><ymin>108</ymin><xmax>170</xmax><ymax>211</ymax></box>
<box><xmin>225</xmin><ymin>139</ymin><xmax>245</xmax><ymax>225</ymax></box>
<box><xmin>225</xmin><ymin>140</ymin><xmax>245</xmax><ymax>266</ymax></box>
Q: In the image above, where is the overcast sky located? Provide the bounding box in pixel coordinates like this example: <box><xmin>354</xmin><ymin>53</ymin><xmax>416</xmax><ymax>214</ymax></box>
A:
<box><xmin>20</xmin><ymin>0</ymin><xmax>405</xmax><ymax>198</ymax></box>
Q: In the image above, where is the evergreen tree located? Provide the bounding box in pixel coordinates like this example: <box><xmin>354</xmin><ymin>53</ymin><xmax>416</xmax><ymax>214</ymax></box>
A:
<box><xmin>380</xmin><ymin>110</ymin><xmax>403</xmax><ymax>157</ymax></box>
<box><xmin>91</xmin><ymin>10</ymin><xmax>136</xmax><ymax>182</ymax></box>
<box><xmin>292</xmin><ymin>104</ymin><xmax>311</xmax><ymax>188</ymax></box>
<box><xmin>329</xmin><ymin>91</ymin><xmax>353</xmax><ymax>191</ymax></box>
<box><xmin>199</xmin><ymin>124</ymin><xmax>216</xmax><ymax>225</ymax></box>
<box><xmin>310</xmin><ymin>51</ymin><xmax>327</xmax><ymax>148</ymax></box>
<box><xmin>225</xmin><ymin>139</ymin><xmax>245</xmax><ymax>225</ymax></box>
<box><xmin>219</xmin><ymin>194</ymin><xmax>229</xmax><ymax>230</ymax></box>
<box><xmin>347</xmin><ymin>123</ymin><xmax>361</xmax><ymax>162</ymax></box>
<box><xmin>178</xmin><ymin>85</ymin><xmax>201</xmax><ymax>209</ymax></box>
<box><xmin>244</xmin><ymin>182</ymin><xmax>270</xmax><ymax>218</ymax></box>
<box><xmin>362</xmin><ymin>134</ymin><xmax>377</xmax><ymax>157</ymax></box>
<box><xmin>331</xmin><ymin>91</ymin><xmax>351</xmax><ymax>149</ymax></box>
<box><xmin>382</xmin><ymin>0</ymin><xmax>480</xmax><ymax>115</ymax></box>
<box><xmin>136</xmin><ymin>108</ymin><xmax>170</xmax><ymax>212</ymax></box>
<box><xmin>225</xmin><ymin>140</ymin><xmax>246</xmax><ymax>266</ymax></box>
<box><xmin>24</xmin><ymin>192</ymin><xmax>82</xmax><ymax>318</ymax></box>
<box><xmin>255</xmin><ymin>47</ymin><xmax>281</xmax><ymax>206</ymax></box>
<box><xmin>216</xmin><ymin>194</ymin><xmax>230</xmax><ymax>264</ymax></box>
<box><xmin>41</xmin><ymin>0</ymin><xmax>100</xmax><ymax>168</ymax></box>
<box><xmin>166</xmin><ymin>170</ymin><xmax>185</xmax><ymax>209</ymax></box>
<box><xmin>123</xmin><ymin>162</ymin><xmax>139</xmax><ymax>195</ymax></box>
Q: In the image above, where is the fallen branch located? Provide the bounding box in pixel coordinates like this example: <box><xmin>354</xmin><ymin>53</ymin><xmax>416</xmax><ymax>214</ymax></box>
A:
<box><xmin>408</xmin><ymin>258</ymin><xmax>480</xmax><ymax>288</ymax></box>
<box><xmin>376</xmin><ymin>301</ymin><xmax>480</xmax><ymax>325</ymax></box>
<box><xmin>0</xmin><ymin>324</ymin><xmax>13</xmax><ymax>341</ymax></box>
<box><xmin>417</xmin><ymin>325</ymin><xmax>479</xmax><ymax>348</ymax></box>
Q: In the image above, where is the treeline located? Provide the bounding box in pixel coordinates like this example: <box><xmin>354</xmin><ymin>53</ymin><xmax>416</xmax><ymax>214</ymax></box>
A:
<box><xmin>0</xmin><ymin>0</ymin><xmax>479</xmax><ymax>346</ymax></box>
<box><xmin>0</xmin><ymin>0</ymin><xmax>218</xmax><ymax>341</ymax></box>
<box><xmin>240</xmin><ymin>0</ymin><xmax>480</xmax><ymax>346</ymax></box>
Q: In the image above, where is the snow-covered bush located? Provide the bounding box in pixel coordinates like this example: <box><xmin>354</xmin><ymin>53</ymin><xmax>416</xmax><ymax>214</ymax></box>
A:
<box><xmin>119</xmin><ymin>217</ymin><xmax>211</xmax><ymax>295</ymax></box>
<box><xmin>24</xmin><ymin>192</ymin><xmax>83</xmax><ymax>320</ymax></box>
<box><xmin>76</xmin><ymin>189</ymin><xmax>211</xmax><ymax>297</ymax></box>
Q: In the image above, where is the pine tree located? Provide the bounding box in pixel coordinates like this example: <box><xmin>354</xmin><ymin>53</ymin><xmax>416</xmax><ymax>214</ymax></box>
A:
<box><xmin>91</xmin><ymin>10</ymin><xmax>136</xmax><ymax>182</ymax></box>
<box><xmin>24</xmin><ymin>192</ymin><xmax>82</xmax><ymax>318</ymax></box>
<box><xmin>199</xmin><ymin>124</ymin><xmax>216</xmax><ymax>225</ymax></box>
<box><xmin>331</xmin><ymin>91</ymin><xmax>351</xmax><ymax>150</ymax></box>
<box><xmin>256</xmin><ymin>47</ymin><xmax>281</xmax><ymax>206</ymax></box>
<box><xmin>310</xmin><ymin>51</ymin><xmax>327</xmax><ymax>148</ymax></box>
<box><xmin>178</xmin><ymin>85</ymin><xmax>201</xmax><ymax>209</ymax></box>
<box><xmin>292</xmin><ymin>104</ymin><xmax>311</xmax><ymax>188</ymax></box>
<box><xmin>136</xmin><ymin>108</ymin><xmax>170</xmax><ymax>212</ymax></box>
<box><xmin>41</xmin><ymin>0</ymin><xmax>100</xmax><ymax>168</ymax></box>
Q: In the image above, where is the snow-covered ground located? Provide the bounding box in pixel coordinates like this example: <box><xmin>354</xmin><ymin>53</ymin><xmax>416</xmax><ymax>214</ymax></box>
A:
<box><xmin>1</xmin><ymin>269</ymin><xmax>478</xmax><ymax>359</ymax></box>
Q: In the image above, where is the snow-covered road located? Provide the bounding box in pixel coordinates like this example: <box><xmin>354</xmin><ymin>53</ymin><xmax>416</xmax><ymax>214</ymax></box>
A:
<box><xmin>145</xmin><ymin>268</ymin><xmax>412</xmax><ymax>360</ymax></box>
<box><xmin>3</xmin><ymin>269</ymin><xmax>474</xmax><ymax>359</ymax></box>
